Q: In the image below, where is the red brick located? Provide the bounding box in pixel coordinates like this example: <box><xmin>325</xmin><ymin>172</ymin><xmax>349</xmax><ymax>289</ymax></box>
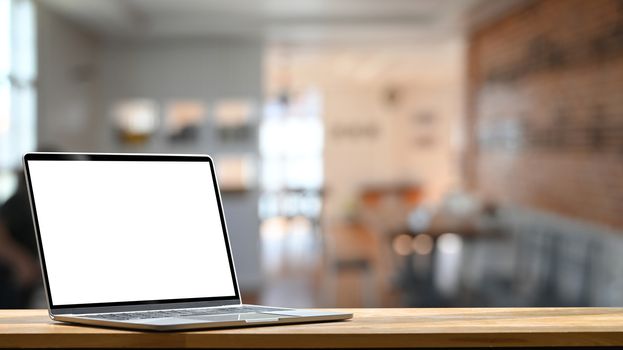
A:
<box><xmin>467</xmin><ymin>0</ymin><xmax>623</xmax><ymax>229</ymax></box>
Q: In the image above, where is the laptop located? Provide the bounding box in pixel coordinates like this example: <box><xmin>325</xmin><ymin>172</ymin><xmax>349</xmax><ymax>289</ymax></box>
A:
<box><xmin>23</xmin><ymin>152</ymin><xmax>352</xmax><ymax>331</ymax></box>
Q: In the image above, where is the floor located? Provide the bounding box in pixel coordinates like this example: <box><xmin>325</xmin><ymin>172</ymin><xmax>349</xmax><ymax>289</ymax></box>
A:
<box><xmin>258</xmin><ymin>217</ymin><xmax>399</xmax><ymax>308</ymax></box>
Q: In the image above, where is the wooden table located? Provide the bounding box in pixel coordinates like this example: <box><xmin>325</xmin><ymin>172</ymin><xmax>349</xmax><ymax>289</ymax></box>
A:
<box><xmin>2</xmin><ymin>308</ymin><xmax>623</xmax><ymax>348</ymax></box>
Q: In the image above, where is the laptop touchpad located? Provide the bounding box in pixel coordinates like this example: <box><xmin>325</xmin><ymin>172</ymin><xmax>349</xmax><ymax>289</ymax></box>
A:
<box><xmin>186</xmin><ymin>313</ymin><xmax>292</xmax><ymax>323</ymax></box>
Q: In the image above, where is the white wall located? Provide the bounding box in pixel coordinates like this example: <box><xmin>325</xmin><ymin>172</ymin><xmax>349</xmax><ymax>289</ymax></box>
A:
<box><xmin>37</xmin><ymin>4</ymin><xmax>98</xmax><ymax>151</ymax></box>
<box><xmin>267</xmin><ymin>42</ymin><xmax>465</xmax><ymax>224</ymax></box>
<box><xmin>321</xmin><ymin>79</ymin><xmax>463</xmax><ymax>224</ymax></box>
<box><xmin>37</xmin><ymin>5</ymin><xmax>263</xmax><ymax>291</ymax></box>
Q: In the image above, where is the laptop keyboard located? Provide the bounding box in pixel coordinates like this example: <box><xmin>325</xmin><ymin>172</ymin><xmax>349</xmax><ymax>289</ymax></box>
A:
<box><xmin>86</xmin><ymin>306</ymin><xmax>289</xmax><ymax>321</ymax></box>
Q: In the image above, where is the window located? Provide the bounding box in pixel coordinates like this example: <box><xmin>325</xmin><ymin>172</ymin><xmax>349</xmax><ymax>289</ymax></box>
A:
<box><xmin>259</xmin><ymin>89</ymin><xmax>324</xmax><ymax>219</ymax></box>
<box><xmin>0</xmin><ymin>0</ymin><xmax>36</xmax><ymax>201</ymax></box>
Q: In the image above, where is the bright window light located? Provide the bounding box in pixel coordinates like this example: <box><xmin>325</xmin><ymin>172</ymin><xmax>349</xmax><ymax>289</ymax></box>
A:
<box><xmin>0</xmin><ymin>0</ymin><xmax>37</xmax><ymax>201</ymax></box>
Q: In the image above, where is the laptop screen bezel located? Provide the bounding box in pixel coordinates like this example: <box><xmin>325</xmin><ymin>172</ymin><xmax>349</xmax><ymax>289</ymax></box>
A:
<box><xmin>23</xmin><ymin>152</ymin><xmax>242</xmax><ymax>315</ymax></box>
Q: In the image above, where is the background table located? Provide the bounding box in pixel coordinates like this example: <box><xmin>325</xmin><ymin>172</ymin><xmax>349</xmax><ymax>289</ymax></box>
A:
<box><xmin>2</xmin><ymin>308</ymin><xmax>623</xmax><ymax>348</ymax></box>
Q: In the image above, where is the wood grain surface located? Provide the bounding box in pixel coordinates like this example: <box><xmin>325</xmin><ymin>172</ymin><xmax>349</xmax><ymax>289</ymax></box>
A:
<box><xmin>2</xmin><ymin>308</ymin><xmax>623</xmax><ymax>348</ymax></box>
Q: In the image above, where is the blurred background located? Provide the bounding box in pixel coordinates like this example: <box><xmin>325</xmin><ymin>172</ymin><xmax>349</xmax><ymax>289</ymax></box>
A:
<box><xmin>1</xmin><ymin>0</ymin><xmax>623</xmax><ymax>309</ymax></box>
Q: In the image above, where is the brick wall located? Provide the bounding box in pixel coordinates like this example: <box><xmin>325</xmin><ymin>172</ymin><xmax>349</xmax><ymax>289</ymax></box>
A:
<box><xmin>466</xmin><ymin>0</ymin><xmax>623</xmax><ymax>229</ymax></box>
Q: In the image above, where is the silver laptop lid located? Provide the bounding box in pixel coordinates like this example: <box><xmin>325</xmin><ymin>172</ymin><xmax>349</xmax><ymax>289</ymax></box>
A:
<box><xmin>23</xmin><ymin>153</ymin><xmax>241</xmax><ymax>315</ymax></box>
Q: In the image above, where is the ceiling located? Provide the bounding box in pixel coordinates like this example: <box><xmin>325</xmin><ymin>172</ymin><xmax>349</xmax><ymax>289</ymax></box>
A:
<box><xmin>38</xmin><ymin>0</ymin><xmax>525</xmax><ymax>46</ymax></box>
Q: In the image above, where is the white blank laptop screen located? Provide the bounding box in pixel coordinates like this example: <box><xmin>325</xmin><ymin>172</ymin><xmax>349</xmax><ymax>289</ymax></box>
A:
<box><xmin>27</xmin><ymin>160</ymin><xmax>237</xmax><ymax>306</ymax></box>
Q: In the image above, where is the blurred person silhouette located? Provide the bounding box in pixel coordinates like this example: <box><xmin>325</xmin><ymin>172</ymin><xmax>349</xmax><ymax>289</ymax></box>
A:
<box><xmin>0</xmin><ymin>169</ymin><xmax>40</xmax><ymax>308</ymax></box>
<box><xmin>0</xmin><ymin>146</ymin><xmax>59</xmax><ymax>308</ymax></box>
